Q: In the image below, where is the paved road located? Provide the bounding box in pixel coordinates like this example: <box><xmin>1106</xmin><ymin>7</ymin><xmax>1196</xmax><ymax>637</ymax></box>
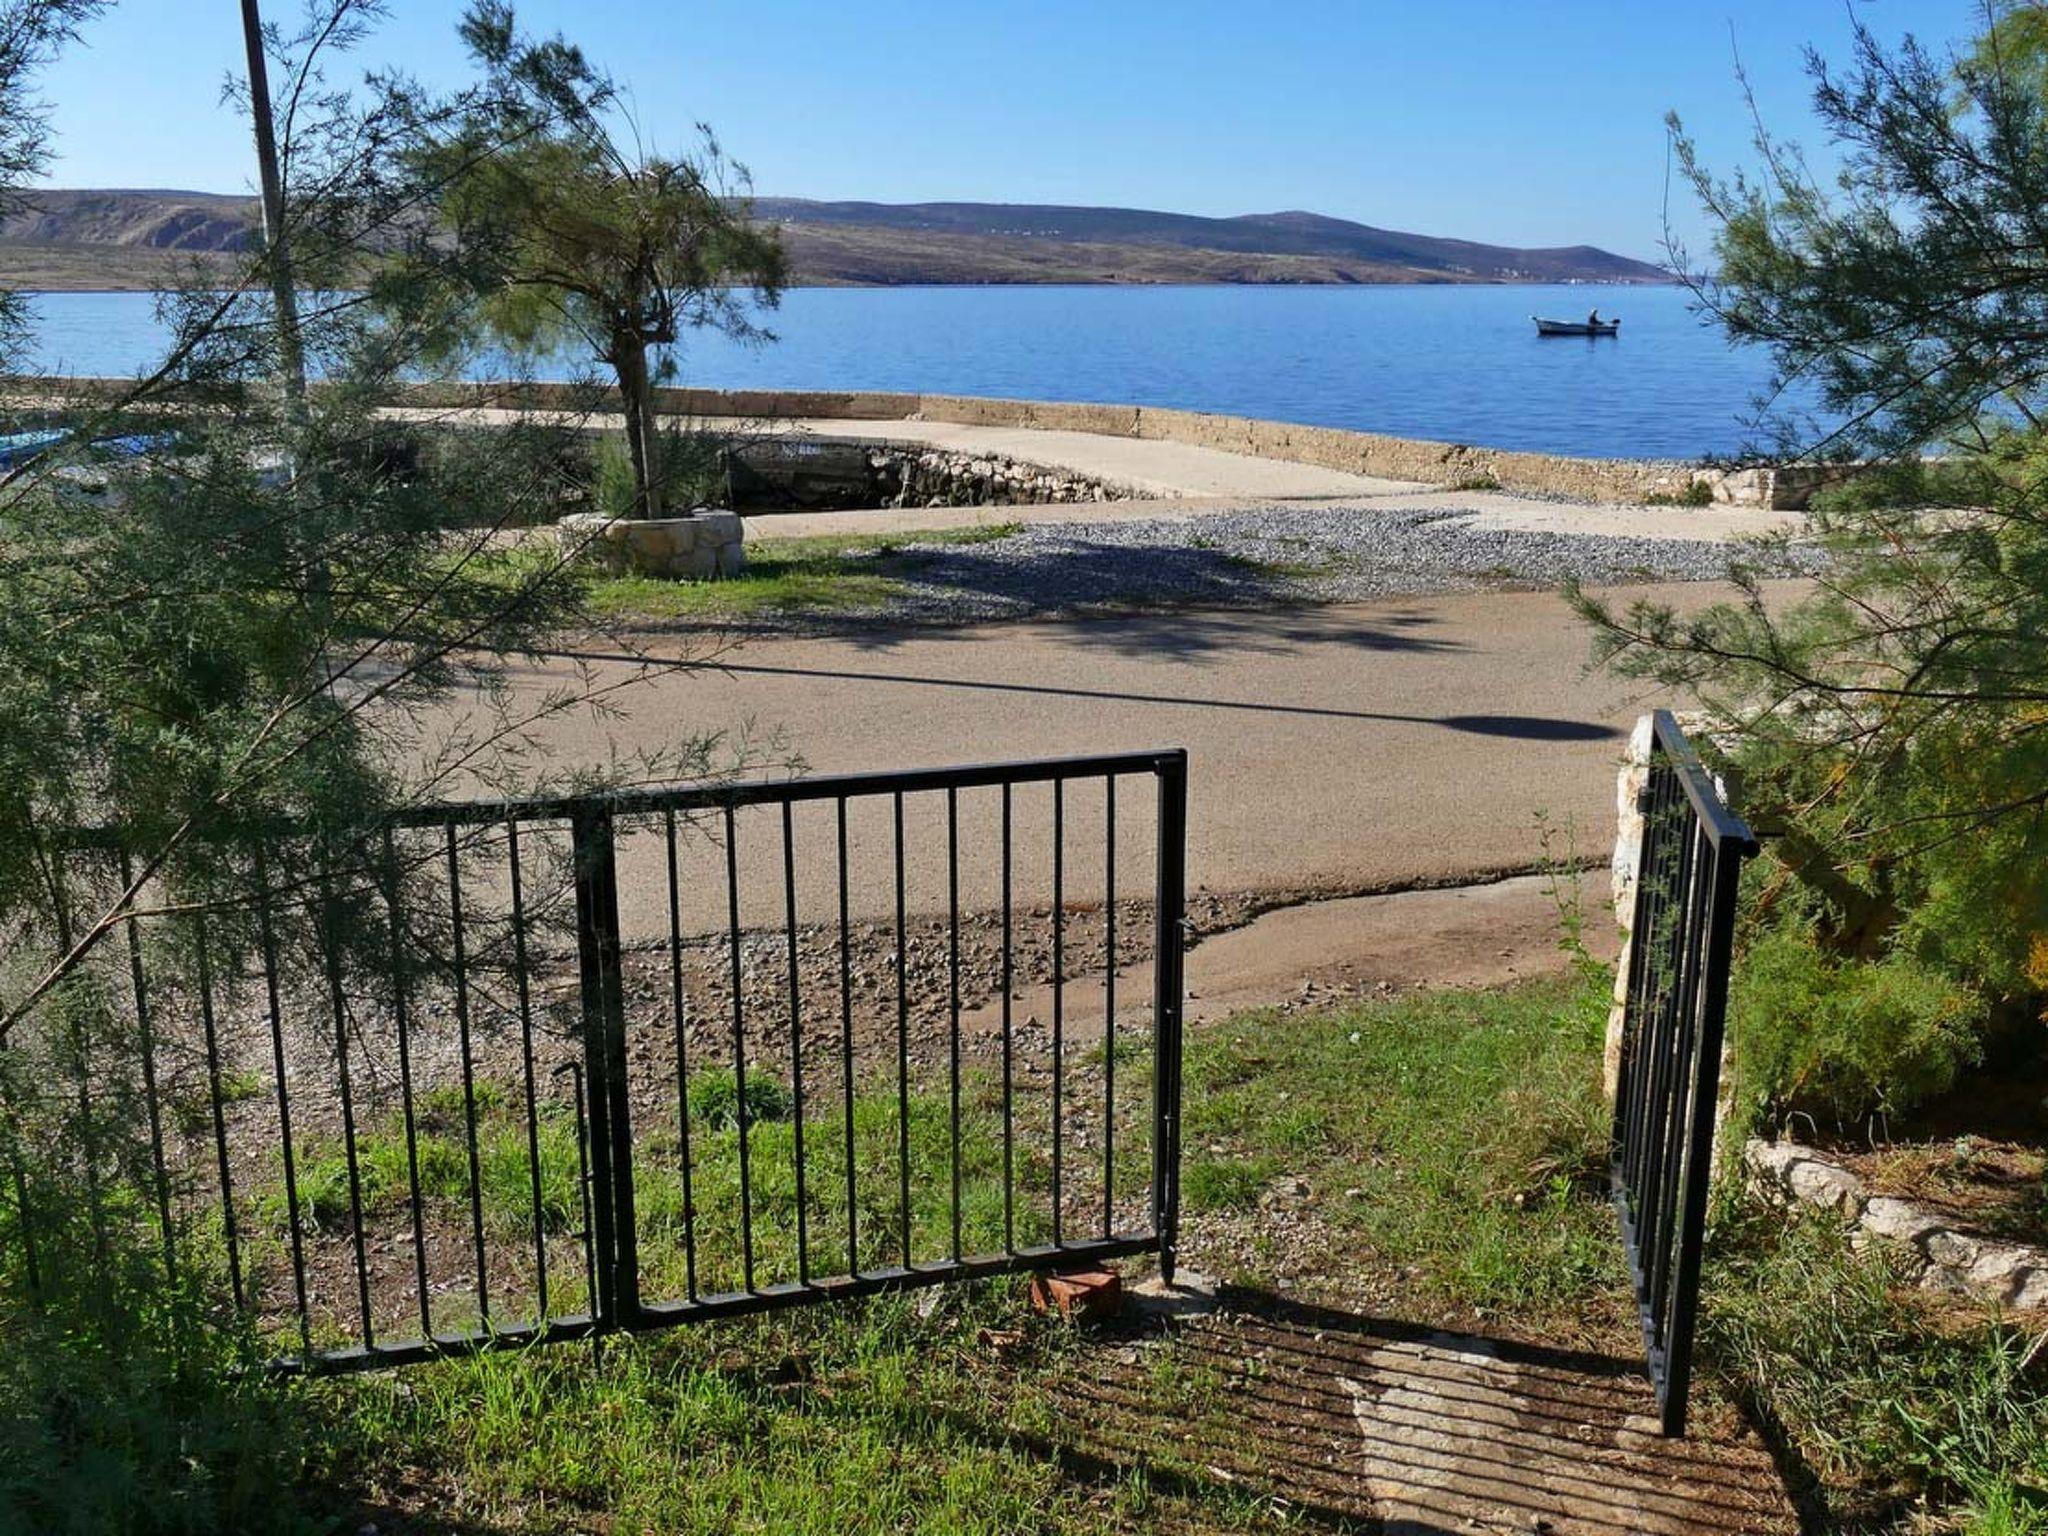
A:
<box><xmin>440</xmin><ymin>584</ymin><xmax>1718</xmax><ymax>936</ymax></box>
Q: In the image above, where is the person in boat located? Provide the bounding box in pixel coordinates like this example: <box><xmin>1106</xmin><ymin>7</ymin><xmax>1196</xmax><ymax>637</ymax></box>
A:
<box><xmin>1587</xmin><ymin>307</ymin><xmax>1602</xmax><ymax>327</ymax></box>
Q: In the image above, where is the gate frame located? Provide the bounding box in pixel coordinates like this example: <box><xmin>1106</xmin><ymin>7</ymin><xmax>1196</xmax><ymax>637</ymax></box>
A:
<box><xmin>282</xmin><ymin>748</ymin><xmax>1188</xmax><ymax>1373</ymax></box>
<box><xmin>1610</xmin><ymin>711</ymin><xmax>1757</xmax><ymax>1436</ymax></box>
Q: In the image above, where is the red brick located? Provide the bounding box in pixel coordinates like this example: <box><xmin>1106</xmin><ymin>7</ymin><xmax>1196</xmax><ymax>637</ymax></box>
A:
<box><xmin>1027</xmin><ymin>1267</ymin><xmax>1123</xmax><ymax>1322</ymax></box>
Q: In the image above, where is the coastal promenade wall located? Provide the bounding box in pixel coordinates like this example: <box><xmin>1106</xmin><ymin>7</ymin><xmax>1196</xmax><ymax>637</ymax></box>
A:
<box><xmin>21</xmin><ymin>376</ymin><xmax>1825</xmax><ymax>507</ymax></box>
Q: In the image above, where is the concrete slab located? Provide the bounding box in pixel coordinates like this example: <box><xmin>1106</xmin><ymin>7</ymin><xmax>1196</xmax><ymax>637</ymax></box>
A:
<box><xmin>771</xmin><ymin>416</ymin><xmax>1428</xmax><ymax>499</ymax></box>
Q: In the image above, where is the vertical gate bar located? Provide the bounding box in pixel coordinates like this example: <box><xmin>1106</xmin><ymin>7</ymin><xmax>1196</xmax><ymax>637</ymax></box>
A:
<box><xmin>254</xmin><ymin>850</ymin><xmax>312</xmax><ymax>1360</ymax></box>
<box><xmin>1643</xmin><ymin>814</ymin><xmax>1708</xmax><ymax>1328</ymax></box>
<box><xmin>117</xmin><ymin>849</ymin><xmax>176</xmax><ymax>1294</ymax></box>
<box><xmin>1152</xmin><ymin>752</ymin><xmax>1188</xmax><ymax>1283</ymax></box>
<box><xmin>665</xmin><ymin>810</ymin><xmax>699</xmax><ymax>1302</ymax></box>
<box><xmin>1622</xmin><ymin>764</ymin><xmax>1669</xmax><ymax>1216</ymax></box>
<box><xmin>381</xmin><ymin>830</ymin><xmax>433</xmax><ymax>1340</ymax></box>
<box><xmin>1103</xmin><ymin>773</ymin><xmax>1116</xmax><ymax>1239</ymax></box>
<box><xmin>1644</xmin><ymin>810</ymin><xmax>1701</xmax><ymax>1336</ymax></box>
<box><xmin>571</xmin><ymin>807</ymin><xmax>637</xmax><ymax>1328</ymax></box>
<box><xmin>724</xmin><ymin>804</ymin><xmax>756</xmax><ymax>1293</ymax></box>
<box><xmin>893</xmin><ymin>792</ymin><xmax>912</xmax><ymax>1268</ymax></box>
<box><xmin>47</xmin><ymin>858</ymin><xmax>109</xmax><ymax>1285</ymax></box>
<box><xmin>1633</xmin><ymin>760</ymin><xmax>1682</xmax><ymax>1198</ymax></box>
<box><xmin>1626</xmin><ymin>763</ymin><xmax>1678</xmax><ymax>1200</ymax></box>
<box><xmin>506</xmin><ymin>819</ymin><xmax>550</xmax><ymax>1324</ymax></box>
<box><xmin>193</xmin><ymin>915</ymin><xmax>243</xmax><ymax>1312</ymax></box>
<box><xmin>1659</xmin><ymin>836</ymin><xmax>1745</xmax><ymax>1437</ymax></box>
<box><xmin>783</xmin><ymin>801</ymin><xmax>811</xmax><ymax>1286</ymax></box>
<box><xmin>559</xmin><ymin>1062</ymin><xmax>598</xmax><ymax>1318</ymax></box>
<box><xmin>1000</xmin><ymin>783</ymin><xmax>1015</xmax><ymax>1254</ymax></box>
<box><xmin>1649</xmin><ymin>822</ymin><xmax>1714</xmax><ymax>1332</ymax></box>
<box><xmin>837</xmin><ymin>797</ymin><xmax>858</xmax><ymax>1277</ymax></box>
<box><xmin>1052</xmin><ymin>777</ymin><xmax>1065</xmax><ymax>1247</ymax></box>
<box><xmin>318</xmin><ymin>872</ymin><xmax>375</xmax><ymax>1350</ymax></box>
<box><xmin>445</xmin><ymin>825</ymin><xmax>491</xmax><ymax>1326</ymax></box>
<box><xmin>1630</xmin><ymin>770</ymin><xmax>1679</xmax><ymax>1204</ymax></box>
<box><xmin>946</xmin><ymin>786</ymin><xmax>963</xmax><ymax>1263</ymax></box>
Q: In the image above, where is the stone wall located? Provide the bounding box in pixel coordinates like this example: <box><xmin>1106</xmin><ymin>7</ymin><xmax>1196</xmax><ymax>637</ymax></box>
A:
<box><xmin>21</xmin><ymin>375</ymin><xmax>1826</xmax><ymax>508</ymax></box>
<box><xmin>870</xmin><ymin>445</ymin><xmax>1125</xmax><ymax>507</ymax></box>
<box><xmin>716</xmin><ymin>437</ymin><xmax>1128</xmax><ymax>510</ymax></box>
<box><xmin>1746</xmin><ymin>1140</ymin><xmax>2048</xmax><ymax>1309</ymax></box>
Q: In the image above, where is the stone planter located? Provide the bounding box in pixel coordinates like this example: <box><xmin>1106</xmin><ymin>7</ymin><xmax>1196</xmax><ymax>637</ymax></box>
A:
<box><xmin>557</xmin><ymin>509</ymin><xmax>745</xmax><ymax>579</ymax></box>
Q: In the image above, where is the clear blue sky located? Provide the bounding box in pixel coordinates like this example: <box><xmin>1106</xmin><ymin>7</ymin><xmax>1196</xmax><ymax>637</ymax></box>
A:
<box><xmin>39</xmin><ymin>0</ymin><xmax>1982</xmax><ymax>260</ymax></box>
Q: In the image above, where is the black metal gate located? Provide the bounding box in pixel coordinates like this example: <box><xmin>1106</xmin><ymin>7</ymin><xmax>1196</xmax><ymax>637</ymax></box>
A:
<box><xmin>1611</xmin><ymin>711</ymin><xmax>1756</xmax><ymax>1436</ymax></box>
<box><xmin>2</xmin><ymin>750</ymin><xmax>1188</xmax><ymax>1373</ymax></box>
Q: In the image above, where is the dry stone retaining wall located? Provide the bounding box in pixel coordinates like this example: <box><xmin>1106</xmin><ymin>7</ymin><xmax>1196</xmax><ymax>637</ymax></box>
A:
<box><xmin>25</xmin><ymin>377</ymin><xmax>1824</xmax><ymax>508</ymax></box>
<box><xmin>871</xmin><ymin>445</ymin><xmax>1124</xmax><ymax>507</ymax></box>
<box><xmin>1745</xmin><ymin>1140</ymin><xmax>2048</xmax><ymax>1309</ymax></box>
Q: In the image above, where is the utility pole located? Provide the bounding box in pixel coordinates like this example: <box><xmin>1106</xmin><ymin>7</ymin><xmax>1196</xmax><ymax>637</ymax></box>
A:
<box><xmin>238</xmin><ymin>0</ymin><xmax>307</xmax><ymax>405</ymax></box>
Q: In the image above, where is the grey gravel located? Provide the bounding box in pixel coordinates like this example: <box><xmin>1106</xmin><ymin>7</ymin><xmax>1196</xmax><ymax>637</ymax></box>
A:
<box><xmin>762</xmin><ymin>502</ymin><xmax>1821</xmax><ymax>631</ymax></box>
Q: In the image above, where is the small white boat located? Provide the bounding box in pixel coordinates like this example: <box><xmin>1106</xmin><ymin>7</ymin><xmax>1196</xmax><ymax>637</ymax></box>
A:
<box><xmin>1534</xmin><ymin>315</ymin><xmax>1620</xmax><ymax>337</ymax></box>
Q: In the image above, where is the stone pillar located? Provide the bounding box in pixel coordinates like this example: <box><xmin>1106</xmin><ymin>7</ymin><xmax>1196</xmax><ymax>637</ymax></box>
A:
<box><xmin>1603</xmin><ymin>715</ymin><xmax>1656</xmax><ymax>1102</ymax></box>
<box><xmin>556</xmin><ymin>509</ymin><xmax>747</xmax><ymax>579</ymax></box>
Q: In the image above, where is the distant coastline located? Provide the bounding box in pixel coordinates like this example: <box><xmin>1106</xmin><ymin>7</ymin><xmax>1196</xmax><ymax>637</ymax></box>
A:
<box><xmin>0</xmin><ymin>189</ymin><xmax>1676</xmax><ymax>292</ymax></box>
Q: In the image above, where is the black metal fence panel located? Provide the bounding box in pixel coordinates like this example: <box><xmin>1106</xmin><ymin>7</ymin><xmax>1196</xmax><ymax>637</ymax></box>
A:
<box><xmin>0</xmin><ymin>750</ymin><xmax>1189</xmax><ymax>1373</ymax></box>
<box><xmin>1611</xmin><ymin>712</ymin><xmax>1756</xmax><ymax>1437</ymax></box>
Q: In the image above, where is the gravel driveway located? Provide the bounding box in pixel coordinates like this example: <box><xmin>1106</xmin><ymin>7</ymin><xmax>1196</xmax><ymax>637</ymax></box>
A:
<box><xmin>765</xmin><ymin>502</ymin><xmax>1819</xmax><ymax>630</ymax></box>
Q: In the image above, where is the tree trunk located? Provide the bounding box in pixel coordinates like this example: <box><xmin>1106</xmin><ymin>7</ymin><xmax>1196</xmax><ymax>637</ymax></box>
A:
<box><xmin>238</xmin><ymin>0</ymin><xmax>307</xmax><ymax>411</ymax></box>
<box><xmin>612</xmin><ymin>334</ymin><xmax>664</xmax><ymax>520</ymax></box>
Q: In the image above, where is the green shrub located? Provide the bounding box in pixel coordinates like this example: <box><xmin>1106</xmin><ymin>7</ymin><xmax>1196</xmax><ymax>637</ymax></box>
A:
<box><xmin>592</xmin><ymin>429</ymin><xmax>730</xmax><ymax>518</ymax></box>
<box><xmin>1731</xmin><ymin>918</ymin><xmax>1988</xmax><ymax>1125</ymax></box>
<box><xmin>1643</xmin><ymin>478</ymin><xmax>1716</xmax><ymax>506</ymax></box>
<box><xmin>1806</xmin><ymin>456</ymin><xmax>1998</xmax><ymax>516</ymax></box>
<box><xmin>687</xmin><ymin>1067</ymin><xmax>794</xmax><ymax>1132</ymax></box>
<box><xmin>0</xmin><ymin>1151</ymin><xmax>322</xmax><ymax>1534</ymax></box>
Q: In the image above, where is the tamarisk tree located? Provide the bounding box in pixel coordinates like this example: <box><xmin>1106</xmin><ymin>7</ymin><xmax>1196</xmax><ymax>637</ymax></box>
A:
<box><xmin>1577</xmin><ymin>4</ymin><xmax>2048</xmax><ymax>1122</ymax></box>
<box><xmin>421</xmin><ymin>2</ymin><xmax>786</xmax><ymax>520</ymax></box>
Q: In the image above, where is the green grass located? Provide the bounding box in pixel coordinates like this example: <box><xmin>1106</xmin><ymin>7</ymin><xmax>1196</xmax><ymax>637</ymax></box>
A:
<box><xmin>1701</xmin><ymin>1209</ymin><xmax>2048</xmax><ymax>1534</ymax></box>
<box><xmin>1178</xmin><ymin>969</ymin><xmax>1623</xmax><ymax>1315</ymax></box>
<box><xmin>258</xmin><ymin>1060</ymin><xmax>1089</xmax><ymax>1323</ymax></box>
<box><xmin>261</xmin><ymin>1086</ymin><xmax>585</xmax><ymax>1241</ymax></box>
<box><xmin>316</xmin><ymin>1295</ymin><xmax>1308</xmax><ymax>1535</ymax></box>
<box><xmin>582</xmin><ymin>523</ymin><xmax>1022</xmax><ymax>621</ymax></box>
<box><xmin>17</xmin><ymin>972</ymin><xmax>2042</xmax><ymax>1532</ymax></box>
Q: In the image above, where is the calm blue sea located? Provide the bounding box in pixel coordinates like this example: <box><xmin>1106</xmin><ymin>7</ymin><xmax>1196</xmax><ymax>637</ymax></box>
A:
<box><xmin>19</xmin><ymin>282</ymin><xmax>1795</xmax><ymax>461</ymax></box>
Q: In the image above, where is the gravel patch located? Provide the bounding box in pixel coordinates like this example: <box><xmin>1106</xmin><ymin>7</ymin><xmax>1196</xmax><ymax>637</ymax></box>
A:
<box><xmin>764</xmin><ymin>503</ymin><xmax>1821</xmax><ymax>630</ymax></box>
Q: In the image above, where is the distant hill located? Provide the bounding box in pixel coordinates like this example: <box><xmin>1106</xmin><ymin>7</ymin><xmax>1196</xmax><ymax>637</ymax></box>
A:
<box><xmin>756</xmin><ymin>200</ymin><xmax>1671</xmax><ymax>285</ymax></box>
<box><xmin>0</xmin><ymin>188</ymin><xmax>1672</xmax><ymax>290</ymax></box>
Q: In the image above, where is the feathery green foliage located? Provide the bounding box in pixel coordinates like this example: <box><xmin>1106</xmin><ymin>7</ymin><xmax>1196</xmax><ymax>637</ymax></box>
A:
<box><xmin>1581</xmin><ymin>11</ymin><xmax>2048</xmax><ymax>1124</ymax></box>
<box><xmin>414</xmin><ymin>2</ymin><xmax>786</xmax><ymax>520</ymax></box>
